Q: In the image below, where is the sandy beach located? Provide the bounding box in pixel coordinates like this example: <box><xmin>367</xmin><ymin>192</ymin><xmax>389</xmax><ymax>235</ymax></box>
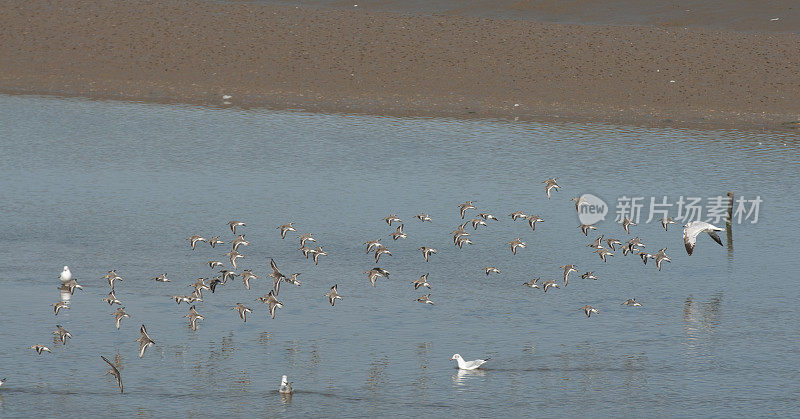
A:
<box><xmin>1</xmin><ymin>0</ymin><xmax>798</xmax><ymax>128</ymax></box>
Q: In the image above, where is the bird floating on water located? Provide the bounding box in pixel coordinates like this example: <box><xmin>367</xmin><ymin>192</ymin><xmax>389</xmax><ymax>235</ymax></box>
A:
<box><xmin>450</xmin><ymin>354</ymin><xmax>489</xmax><ymax>370</ymax></box>
<box><xmin>279</xmin><ymin>375</ymin><xmax>293</xmax><ymax>394</ymax></box>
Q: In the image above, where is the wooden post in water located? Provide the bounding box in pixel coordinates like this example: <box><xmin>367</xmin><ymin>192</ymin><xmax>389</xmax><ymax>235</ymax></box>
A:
<box><xmin>726</xmin><ymin>191</ymin><xmax>734</xmax><ymax>251</ymax></box>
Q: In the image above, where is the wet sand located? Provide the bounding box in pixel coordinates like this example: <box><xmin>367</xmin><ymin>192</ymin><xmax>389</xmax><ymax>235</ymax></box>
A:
<box><xmin>1</xmin><ymin>0</ymin><xmax>799</xmax><ymax>128</ymax></box>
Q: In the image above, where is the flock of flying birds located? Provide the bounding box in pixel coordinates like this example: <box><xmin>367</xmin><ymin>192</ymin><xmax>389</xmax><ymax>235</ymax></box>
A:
<box><xmin>14</xmin><ymin>177</ymin><xmax>728</xmax><ymax>394</ymax></box>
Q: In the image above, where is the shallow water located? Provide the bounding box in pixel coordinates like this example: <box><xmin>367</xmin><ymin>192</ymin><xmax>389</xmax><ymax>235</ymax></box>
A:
<box><xmin>0</xmin><ymin>94</ymin><xmax>798</xmax><ymax>416</ymax></box>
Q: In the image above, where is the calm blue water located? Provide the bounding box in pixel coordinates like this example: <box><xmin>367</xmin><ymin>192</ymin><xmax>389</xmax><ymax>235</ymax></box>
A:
<box><xmin>0</xmin><ymin>94</ymin><xmax>798</xmax><ymax>416</ymax></box>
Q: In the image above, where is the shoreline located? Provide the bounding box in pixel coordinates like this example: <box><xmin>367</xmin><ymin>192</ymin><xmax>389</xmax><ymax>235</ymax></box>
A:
<box><xmin>1</xmin><ymin>0</ymin><xmax>799</xmax><ymax>131</ymax></box>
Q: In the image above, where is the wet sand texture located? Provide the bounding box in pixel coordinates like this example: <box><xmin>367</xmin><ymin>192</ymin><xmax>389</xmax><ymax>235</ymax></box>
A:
<box><xmin>1</xmin><ymin>0</ymin><xmax>798</xmax><ymax>128</ymax></box>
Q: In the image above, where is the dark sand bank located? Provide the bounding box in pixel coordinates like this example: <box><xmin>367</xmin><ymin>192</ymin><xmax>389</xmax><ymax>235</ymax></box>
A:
<box><xmin>1</xmin><ymin>0</ymin><xmax>799</xmax><ymax>128</ymax></box>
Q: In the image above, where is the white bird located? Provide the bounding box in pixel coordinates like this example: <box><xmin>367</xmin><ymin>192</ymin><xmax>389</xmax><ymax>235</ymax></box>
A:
<box><xmin>59</xmin><ymin>266</ymin><xmax>72</xmax><ymax>283</ymax></box>
<box><xmin>450</xmin><ymin>353</ymin><xmax>489</xmax><ymax>370</ymax></box>
<box><xmin>683</xmin><ymin>221</ymin><xmax>724</xmax><ymax>255</ymax></box>
<box><xmin>279</xmin><ymin>375</ymin><xmax>293</xmax><ymax>394</ymax></box>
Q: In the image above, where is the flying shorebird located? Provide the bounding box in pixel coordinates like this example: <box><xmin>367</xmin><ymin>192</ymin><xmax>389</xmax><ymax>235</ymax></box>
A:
<box><xmin>112</xmin><ymin>307</ymin><xmax>129</xmax><ymax>329</ymax></box>
<box><xmin>638</xmin><ymin>251</ymin><xmax>654</xmax><ymax>265</ymax></box>
<box><xmin>277</xmin><ymin>223</ymin><xmax>296</xmax><ymax>239</ymax></box>
<box><xmin>588</xmin><ymin>235</ymin><xmax>605</xmax><ymax>248</ymax></box>
<box><xmin>458</xmin><ymin>201</ymin><xmax>477</xmax><ymax>219</ymax></box>
<box><xmin>581</xmin><ymin>272</ymin><xmax>598</xmax><ymax>280</ymax></box>
<box><xmin>579</xmin><ymin>223</ymin><xmax>598</xmax><ymax>236</ymax></box>
<box><xmin>390</xmin><ymin>224</ymin><xmax>407</xmax><ymax>240</ymax></box>
<box><xmin>416</xmin><ymin>294</ymin><xmax>434</xmax><ymax>305</ymax></box>
<box><xmin>299</xmin><ymin>246</ymin><xmax>315</xmax><ymax>258</ymax></box>
<box><xmin>53</xmin><ymin>325</ymin><xmax>71</xmax><ymax>345</ymax></box>
<box><xmin>53</xmin><ymin>301</ymin><xmax>69</xmax><ymax>316</ymax></box>
<box><xmin>419</xmin><ymin>246</ymin><xmax>437</xmax><ymax>262</ymax></box>
<box><xmin>470</xmin><ymin>218</ymin><xmax>487</xmax><ymax>230</ymax></box>
<box><xmin>231</xmin><ymin>234</ymin><xmax>249</xmax><ymax>251</ymax></box>
<box><xmin>225</xmin><ymin>250</ymin><xmax>244</xmax><ymax>270</ymax></box>
<box><xmin>415</xmin><ymin>213</ymin><xmax>432</xmax><ymax>222</ymax></box>
<box><xmin>661</xmin><ymin>217</ymin><xmax>677</xmax><ymax>231</ymax></box>
<box><xmin>240</xmin><ymin>270</ymin><xmax>257</xmax><ymax>290</ymax></box>
<box><xmin>312</xmin><ymin>246</ymin><xmax>328</xmax><ymax>265</ymax></box>
<box><xmin>595</xmin><ymin>247</ymin><xmax>614</xmax><ymax>262</ymax></box>
<box><xmin>541</xmin><ymin>279</ymin><xmax>559</xmax><ymax>292</ymax></box>
<box><xmin>455</xmin><ymin>236</ymin><xmax>473</xmax><ymax>248</ymax></box>
<box><xmin>581</xmin><ymin>305</ymin><xmax>599</xmax><ymax>318</ymax></box>
<box><xmin>298</xmin><ymin>233</ymin><xmax>316</xmax><ymax>247</ymax></box>
<box><xmin>412</xmin><ymin>273</ymin><xmax>431</xmax><ymax>290</ymax></box>
<box><xmin>279</xmin><ymin>375</ymin><xmax>294</xmax><ymax>394</ymax></box>
<box><xmin>103</xmin><ymin>270</ymin><xmax>123</xmax><ymax>289</ymax></box>
<box><xmin>233</xmin><ymin>303</ymin><xmax>252</xmax><ymax>322</ymax></box>
<box><xmin>478</xmin><ymin>213</ymin><xmax>498</xmax><ymax>221</ymax></box>
<box><xmin>383</xmin><ymin>214</ymin><xmax>402</xmax><ymax>225</ymax></box>
<box><xmin>135</xmin><ymin>324</ymin><xmax>155</xmax><ymax>358</ymax></box>
<box><xmin>509</xmin><ymin>211</ymin><xmax>527</xmax><ymax>221</ymax></box>
<box><xmin>325</xmin><ymin>284</ymin><xmax>342</xmax><ymax>307</ymax></box>
<box><xmin>188</xmin><ymin>235</ymin><xmax>207</xmax><ymax>250</ymax></box>
<box><xmin>374</xmin><ymin>246</ymin><xmax>391</xmax><ymax>263</ymax></box>
<box><xmin>683</xmin><ymin>221</ymin><xmax>724</xmax><ymax>255</ymax></box>
<box><xmin>151</xmin><ymin>273</ymin><xmax>169</xmax><ymax>282</ymax></box>
<box><xmin>285</xmin><ymin>273</ymin><xmax>302</xmax><ymax>287</ymax></box>
<box><xmin>622</xmin><ymin>298</ymin><xmax>642</xmax><ymax>307</ymax></box>
<box><xmin>207</xmin><ymin>260</ymin><xmax>223</xmax><ymax>269</ymax></box>
<box><xmin>542</xmin><ymin>178</ymin><xmax>560</xmax><ymax>199</ymax></box>
<box><xmin>621</xmin><ymin>217</ymin><xmax>637</xmax><ymax>234</ymax></box>
<box><xmin>30</xmin><ymin>344</ymin><xmax>51</xmax><ymax>355</ymax></box>
<box><xmin>527</xmin><ymin>214</ymin><xmax>544</xmax><ymax>231</ymax></box>
<box><xmin>560</xmin><ymin>265</ymin><xmax>578</xmax><ymax>287</ymax></box>
<box><xmin>484</xmin><ymin>267</ymin><xmax>501</xmax><ymax>275</ymax></box>
<box><xmin>364</xmin><ymin>239</ymin><xmax>383</xmax><ymax>254</ymax></box>
<box><xmin>522</xmin><ymin>278</ymin><xmax>540</xmax><ymax>288</ymax></box>
<box><xmin>185</xmin><ymin>305</ymin><xmax>204</xmax><ymax>331</ymax></box>
<box><xmin>219</xmin><ymin>269</ymin><xmax>238</xmax><ymax>283</ymax></box>
<box><xmin>209</xmin><ymin>278</ymin><xmax>223</xmax><ymax>293</ymax></box>
<box><xmin>605</xmin><ymin>238</ymin><xmax>622</xmax><ymax>251</ymax></box>
<box><xmin>268</xmin><ymin>259</ymin><xmax>286</xmax><ymax>294</ymax></box>
<box><xmin>627</xmin><ymin>237</ymin><xmax>645</xmax><ymax>252</ymax></box>
<box><xmin>60</xmin><ymin>279</ymin><xmax>83</xmax><ymax>295</ymax></box>
<box><xmin>101</xmin><ymin>355</ymin><xmax>123</xmax><ymax>393</ymax></box>
<box><xmin>654</xmin><ymin>248</ymin><xmax>671</xmax><ymax>271</ymax></box>
<box><xmin>365</xmin><ymin>268</ymin><xmax>390</xmax><ymax>287</ymax></box>
<box><xmin>59</xmin><ymin>266</ymin><xmax>72</xmax><ymax>283</ymax></box>
<box><xmin>228</xmin><ymin>221</ymin><xmax>246</xmax><ymax>235</ymax></box>
<box><xmin>103</xmin><ymin>291</ymin><xmax>122</xmax><ymax>306</ymax></box>
<box><xmin>257</xmin><ymin>290</ymin><xmax>283</xmax><ymax>319</ymax></box>
<box><xmin>207</xmin><ymin>236</ymin><xmax>224</xmax><ymax>248</ymax></box>
<box><xmin>450</xmin><ymin>354</ymin><xmax>489</xmax><ymax>370</ymax></box>
<box><xmin>571</xmin><ymin>196</ymin><xmax>589</xmax><ymax>212</ymax></box>
<box><xmin>508</xmin><ymin>238</ymin><xmax>526</xmax><ymax>255</ymax></box>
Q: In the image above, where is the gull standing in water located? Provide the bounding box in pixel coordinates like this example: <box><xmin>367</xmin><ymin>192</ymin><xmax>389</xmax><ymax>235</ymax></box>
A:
<box><xmin>135</xmin><ymin>325</ymin><xmax>155</xmax><ymax>358</ymax></box>
<box><xmin>419</xmin><ymin>246</ymin><xmax>437</xmax><ymax>262</ymax></box>
<box><xmin>101</xmin><ymin>355</ymin><xmax>123</xmax><ymax>393</ymax></box>
<box><xmin>279</xmin><ymin>375</ymin><xmax>293</xmax><ymax>394</ymax></box>
<box><xmin>112</xmin><ymin>307</ymin><xmax>130</xmax><ymax>329</ymax></box>
<box><xmin>228</xmin><ymin>221</ymin><xmax>245</xmax><ymax>235</ymax></box>
<box><xmin>458</xmin><ymin>201</ymin><xmax>477</xmax><ymax>219</ymax></box>
<box><xmin>277</xmin><ymin>223</ymin><xmax>296</xmax><ymax>239</ymax></box>
<box><xmin>560</xmin><ymin>265</ymin><xmax>578</xmax><ymax>287</ymax></box>
<box><xmin>661</xmin><ymin>217</ymin><xmax>677</xmax><ymax>231</ymax></box>
<box><xmin>450</xmin><ymin>354</ymin><xmax>489</xmax><ymax>370</ymax></box>
<box><xmin>188</xmin><ymin>235</ymin><xmax>207</xmax><ymax>250</ymax></box>
<box><xmin>185</xmin><ymin>306</ymin><xmax>204</xmax><ymax>331</ymax></box>
<box><xmin>59</xmin><ymin>266</ymin><xmax>72</xmax><ymax>283</ymax></box>
<box><xmin>325</xmin><ymin>285</ymin><xmax>342</xmax><ymax>306</ymax></box>
<box><xmin>543</xmin><ymin>178</ymin><xmax>560</xmax><ymax>199</ymax></box>
<box><xmin>508</xmin><ymin>238</ymin><xmax>526</xmax><ymax>255</ymax></box>
<box><xmin>53</xmin><ymin>325</ymin><xmax>71</xmax><ymax>345</ymax></box>
<box><xmin>581</xmin><ymin>305</ymin><xmax>599</xmax><ymax>318</ymax></box>
<box><xmin>683</xmin><ymin>221</ymin><xmax>724</xmax><ymax>255</ymax></box>
<box><xmin>416</xmin><ymin>294</ymin><xmax>434</xmax><ymax>305</ymax></box>
<box><xmin>412</xmin><ymin>273</ymin><xmax>431</xmax><ymax>290</ymax></box>
<box><xmin>233</xmin><ymin>303</ymin><xmax>253</xmax><ymax>323</ymax></box>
